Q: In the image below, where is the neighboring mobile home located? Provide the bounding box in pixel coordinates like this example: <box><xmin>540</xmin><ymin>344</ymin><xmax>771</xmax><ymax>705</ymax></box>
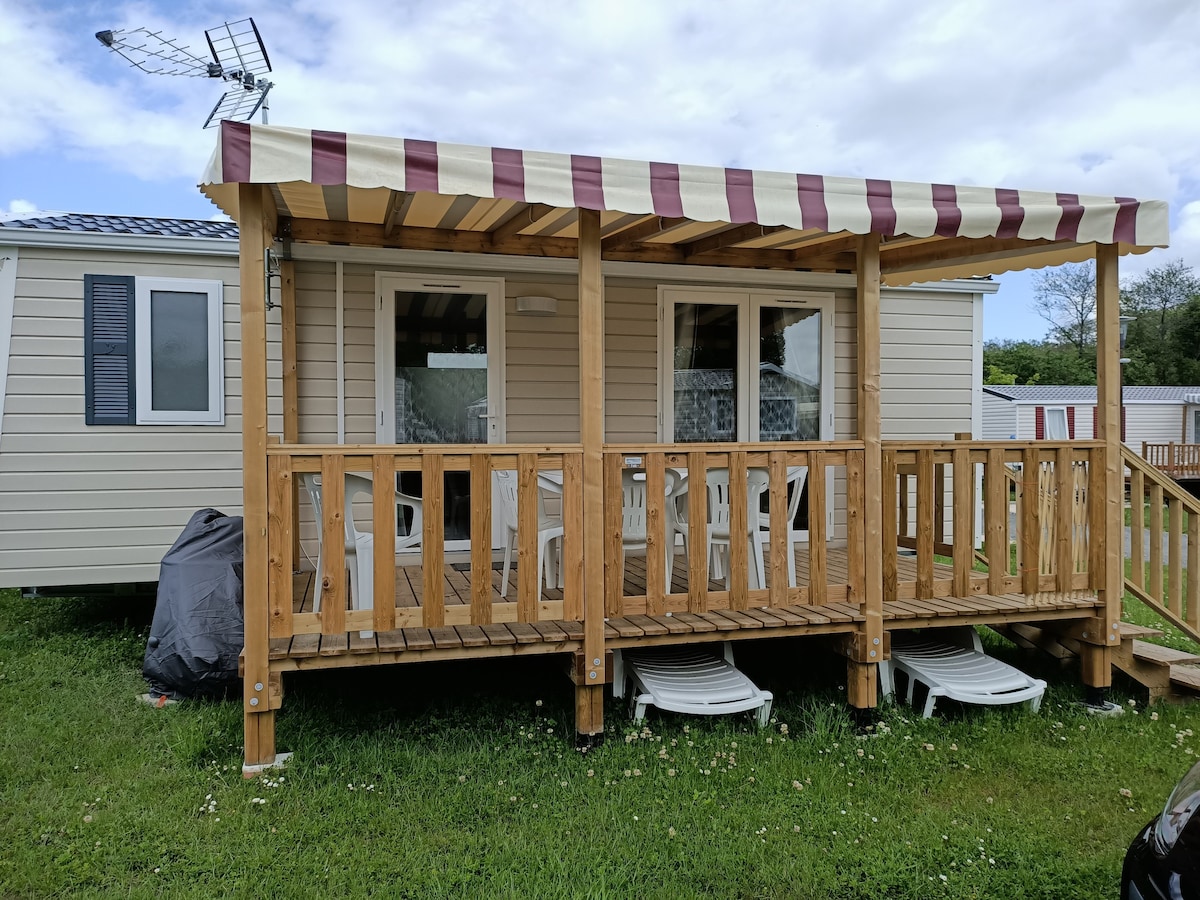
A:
<box><xmin>0</xmin><ymin>214</ymin><xmax>992</xmax><ymax>591</ymax></box>
<box><xmin>982</xmin><ymin>383</ymin><xmax>1200</xmax><ymax>447</ymax></box>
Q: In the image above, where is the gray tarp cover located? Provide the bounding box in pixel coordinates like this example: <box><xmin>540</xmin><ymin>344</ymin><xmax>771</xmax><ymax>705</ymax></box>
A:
<box><xmin>143</xmin><ymin>509</ymin><xmax>244</xmax><ymax>699</ymax></box>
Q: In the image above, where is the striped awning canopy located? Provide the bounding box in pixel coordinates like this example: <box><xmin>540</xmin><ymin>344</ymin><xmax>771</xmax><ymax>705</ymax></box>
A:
<box><xmin>200</xmin><ymin>121</ymin><xmax>1170</xmax><ymax>285</ymax></box>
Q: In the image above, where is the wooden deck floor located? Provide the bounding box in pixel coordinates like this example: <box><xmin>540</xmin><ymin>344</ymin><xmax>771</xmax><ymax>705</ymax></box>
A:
<box><xmin>268</xmin><ymin>547</ymin><xmax>1102</xmax><ymax>669</ymax></box>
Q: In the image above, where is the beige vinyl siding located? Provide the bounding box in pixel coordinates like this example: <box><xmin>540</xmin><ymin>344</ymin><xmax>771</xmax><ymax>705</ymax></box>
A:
<box><xmin>982</xmin><ymin>393</ymin><xmax>1018</xmax><ymax>440</ymax></box>
<box><xmin>0</xmin><ymin>245</ymin><xmax>281</xmax><ymax>588</ymax></box>
<box><xmin>879</xmin><ymin>291</ymin><xmax>977</xmax><ymax>439</ymax></box>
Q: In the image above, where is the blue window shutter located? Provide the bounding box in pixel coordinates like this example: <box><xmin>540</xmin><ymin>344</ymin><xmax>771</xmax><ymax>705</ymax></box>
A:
<box><xmin>84</xmin><ymin>274</ymin><xmax>136</xmax><ymax>425</ymax></box>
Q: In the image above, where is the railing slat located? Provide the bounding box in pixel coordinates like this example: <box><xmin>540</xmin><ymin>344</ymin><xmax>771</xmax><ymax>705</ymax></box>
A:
<box><xmin>421</xmin><ymin>454</ymin><xmax>445</xmax><ymax>628</ymax></box>
<box><xmin>372</xmin><ymin>453</ymin><xmax>397</xmax><ymax>633</ymax></box>
<box><xmin>469</xmin><ymin>454</ymin><xmax>492</xmax><ymax>625</ymax></box>
<box><xmin>645</xmin><ymin>452</ymin><xmax>667</xmax><ymax>615</ymax></box>
<box><xmin>1189</xmin><ymin>508</ymin><xmax>1200</xmax><ymax>630</ymax></box>
<box><xmin>604</xmin><ymin>453</ymin><xmax>624</xmax><ymax>616</ymax></box>
<box><xmin>1130</xmin><ymin>467</ymin><xmax>1145</xmax><ymax>591</ymax></box>
<box><xmin>562</xmin><ymin>454</ymin><xmax>584</xmax><ymax>620</ymax></box>
<box><xmin>847</xmin><ymin>449</ymin><xmax>865</xmax><ymax>605</ymax></box>
<box><xmin>985</xmin><ymin>449</ymin><xmax>1007</xmax><ymax>594</ymax></box>
<box><xmin>1055</xmin><ymin>447</ymin><xmax>1074</xmax><ymax>595</ymax></box>
<box><xmin>1169</xmin><ymin>498</ymin><xmax>1183</xmax><ymax>617</ymax></box>
<box><xmin>952</xmin><ymin>447</ymin><xmax>972</xmax><ymax>597</ymax></box>
<box><xmin>1020</xmin><ymin>447</ymin><xmax>1040</xmax><ymax>597</ymax></box>
<box><xmin>267</xmin><ymin>453</ymin><xmax>294</xmax><ymax>638</ymax></box>
<box><xmin>916</xmin><ymin>448</ymin><xmax>935</xmax><ymax>600</ymax></box>
<box><xmin>882</xmin><ymin>450</ymin><xmax>898</xmax><ymax>602</ymax></box>
<box><xmin>688</xmin><ymin>451</ymin><xmax>708</xmax><ymax>613</ymax></box>
<box><xmin>517</xmin><ymin>453</ymin><xmax>539</xmax><ymax>623</ymax></box>
<box><xmin>729</xmin><ymin>451</ymin><xmax>750</xmax><ymax>610</ymax></box>
<box><xmin>766</xmin><ymin>451</ymin><xmax>787</xmax><ymax>608</ymax></box>
<box><xmin>809</xmin><ymin>450</ymin><xmax>827</xmax><ymax>605</ymax></box>
<box><xmin>320</xmin><ymin>453</ymin><xmax>346</xmax><ymax>635</ymax></box>
<box><xmin>1150</xmin><ymin>482</ymin><xmax>1164</xmax><ymax>605</ymax></box>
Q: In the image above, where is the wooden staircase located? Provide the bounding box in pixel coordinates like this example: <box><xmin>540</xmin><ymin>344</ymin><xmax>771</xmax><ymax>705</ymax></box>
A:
<box><xmin>993</xmin><ymin>622</ymin><xmax>1200</xmax><ymax>704</ymax></box>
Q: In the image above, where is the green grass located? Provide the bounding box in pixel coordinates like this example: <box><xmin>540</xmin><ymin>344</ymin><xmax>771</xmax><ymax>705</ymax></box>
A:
<box><xmin>3</xmin><ymin>589</ymin><xmax>1200</xmax><ymax>898</ymax></box>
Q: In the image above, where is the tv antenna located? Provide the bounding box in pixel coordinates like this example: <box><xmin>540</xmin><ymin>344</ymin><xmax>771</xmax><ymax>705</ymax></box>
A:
<box><xmin>95</xmin><ymin>17</ymin><xmax>274</xmax><ymax>129</ymax></box>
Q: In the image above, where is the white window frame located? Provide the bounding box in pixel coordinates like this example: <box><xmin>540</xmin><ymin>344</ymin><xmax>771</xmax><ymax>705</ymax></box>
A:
<box><xmin>657</xmin><ymin>285</ymin><xmax>835</xmax><ymax>443</ymax></box>
<box><xmin>1043</xmin><ymin>406</ymin><xmax>1070</xmax><ymax>440</ymax></box>
<box><xmin>134</xmin><ymin>277</ymin><xmax>225</xmax><ymax>425</ymax></box>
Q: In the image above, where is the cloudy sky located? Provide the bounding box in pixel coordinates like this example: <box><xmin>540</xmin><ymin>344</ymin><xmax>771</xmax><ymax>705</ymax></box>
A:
<box><xmin>2</xmin><ymin>0</ymin><xmax>1198</xmax><ymax>341</ymax></box>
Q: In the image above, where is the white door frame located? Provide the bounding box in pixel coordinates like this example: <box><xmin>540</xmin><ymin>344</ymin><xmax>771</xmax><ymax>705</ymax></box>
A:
<box><xmin>375</xmin><ymin>272</ymin><xmax>506</xmax><ymax>443</ymax></box>
<box><xmin>375</xmin><ymin>272</ymin><xmax>507</xmax><ymax>551</ymax></box>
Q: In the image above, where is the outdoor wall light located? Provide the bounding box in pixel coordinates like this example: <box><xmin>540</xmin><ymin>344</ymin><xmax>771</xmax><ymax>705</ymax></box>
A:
<box><xmin>514</xmin><ymin>295</ymin><xmax>558</xmax><ymax>316</ymax></box>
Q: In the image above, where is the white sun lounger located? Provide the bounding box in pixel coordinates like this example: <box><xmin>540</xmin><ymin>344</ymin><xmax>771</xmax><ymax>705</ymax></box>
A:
<box><xmin>881</xmin><ymin>627</ymin><xmax>1046</xmax><ymax>718</ymax></box>
<box><xmin>613</xmin><ymin>644</ymin><xmax>773</xmax><ymax>727</ymax></box>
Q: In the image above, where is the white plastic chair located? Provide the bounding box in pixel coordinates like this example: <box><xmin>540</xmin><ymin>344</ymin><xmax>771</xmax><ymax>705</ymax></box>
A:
<box><xmin>676</xmin><ymin>468</ymin><xmax>770</xmax><ymax>590</ymax></box>
<box><xmin>757</xmin><ymin>466</ymin><xmax>807</xmax><ymax>587</ymax></box>
<box><xmin>495</xmin><ymin>470</ymin><xmax>564</xmax><ymax>598</ymax></box>
<box><xmin>619</xmin><ymin>468</ymin><xmax>682</xmax><ymax>584</ymax></box>
<box><xmin>301</xmin><ymin>473</ymin><xmax>423</xmax><ymax>630</ymax></box>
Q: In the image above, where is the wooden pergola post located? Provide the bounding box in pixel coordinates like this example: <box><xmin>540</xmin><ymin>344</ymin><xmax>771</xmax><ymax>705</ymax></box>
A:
<box><xmin>239</xmin><ymin>184</ymin><xmax>278</xmax><ymax>770</ymax></box>
<box><xmin>279</xmin><ymin>259</ymin><xmax>300</xmax><ymax>568</ymax></box>
<box><xmin>849</xmin><ymin>233</ymin><xmax>885</xmax><ymax>710</ymax></box>
<box><xmin>1083</xmin><ymin>242</ymin><xmax>1123</xmax><ymax>696</ymax></box>
<box><xmin>576</xmin><ymin>208</ymin><xmax>606</xmax><ymax>744</ymax></box>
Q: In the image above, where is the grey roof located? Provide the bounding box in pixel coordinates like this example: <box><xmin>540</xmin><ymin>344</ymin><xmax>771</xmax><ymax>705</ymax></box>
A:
<box><xmin>984</xmin><ymin>385</ymin><xmax>1200</xmax><ymax>405</ymax></box>
<box><xmin>1</xmin><ymin>213</ymin><xmax>237</xmax><ymax>240</ymax></box>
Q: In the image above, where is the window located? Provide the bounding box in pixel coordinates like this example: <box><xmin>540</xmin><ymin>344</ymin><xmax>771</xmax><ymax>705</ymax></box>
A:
<box><xmin>84</xmin><ymin>274</ymin><xmax>224</xmax><ymax>425</ymax></box>
<box><xmin>660</xmin><ymin>287</ymin><xmax>834</xmax><ymax>443</ymax></box>
<box><xmin>1044</xmin><ymin>406</ymin><xmax>1070</xmax><ymax>440</ymax></box>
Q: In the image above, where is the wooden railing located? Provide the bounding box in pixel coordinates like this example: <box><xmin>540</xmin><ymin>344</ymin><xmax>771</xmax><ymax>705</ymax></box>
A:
<box><xmin>599</xmin><ymin>443</ymin><xmax>866</xmax><ymax>617</ymax></box>
<box><xmin>883</xmin><ymin>441</ymin><xmax>1102</xmax><ymax>603</ymax></box>
<box><xmin>265</xmin><ymin>443</ymin><xmax>584</xmax><ymax>640</ymax></box>
<box><xmin>1142</xmin><ymin>442</ymin><xmax>1200</xmax><ymax>480</ymax></box>
<box><xmin>1124</xmin><ymin>447</ymin><xmax>1200</xmax><ymax>642</ymax></box>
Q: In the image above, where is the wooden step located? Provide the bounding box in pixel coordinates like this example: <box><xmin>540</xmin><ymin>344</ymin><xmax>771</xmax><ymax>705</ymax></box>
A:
<box><xmin>1170</xmin><ymin>665</ymin><xmax>1200</xmax><ymax>693</ymax></box>
<box><xmin>1131</xmin><ymin>640</ymin><xmax>1200</xmax><ymax>667</ymax></box>
<box><xmin>1118</xmin><ymin>623</ymin><xmax>1165</xmax><ymax>640</ymax></box>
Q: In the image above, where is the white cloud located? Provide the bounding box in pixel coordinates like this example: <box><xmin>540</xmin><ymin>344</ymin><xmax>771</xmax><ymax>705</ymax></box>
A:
<box><xmin>1</xmin><ymin>199</ymin><xmax>39</xmax><ymax>220</ymax></box>
<box><xmin>0</xmin><ymin>0</ymin><xmax>1197</xmax><ymax>288</ymax></box>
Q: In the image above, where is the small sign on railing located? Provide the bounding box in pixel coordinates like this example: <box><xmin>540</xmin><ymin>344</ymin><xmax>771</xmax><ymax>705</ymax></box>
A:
<box><xmin>623</xmin><ymin>456</ymin><xmax>644</xmax><ymax>468</ymax></box>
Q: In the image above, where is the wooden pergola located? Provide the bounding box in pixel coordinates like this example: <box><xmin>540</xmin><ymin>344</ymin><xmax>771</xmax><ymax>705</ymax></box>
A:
<box><xmin>200</xmin><ymin>122</ymin><xmax>1169</xmax><ymax>771</ymax></box>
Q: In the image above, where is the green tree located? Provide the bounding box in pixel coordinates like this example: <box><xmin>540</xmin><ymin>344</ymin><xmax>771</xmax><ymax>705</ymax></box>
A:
<box><xmin>983</xmin><ymin>340</ymin><xmax>1096</xmax><ymax>385</ymax></box>
<box><xmin>1032</xmin><ymin>262</ymin><xmax>1096</xmax><ymax>357</ymax></box>
<box><xmin>1121</xmin><ymin>260</ymin><xmax>1200</xmax><ymax>384</ymax></box>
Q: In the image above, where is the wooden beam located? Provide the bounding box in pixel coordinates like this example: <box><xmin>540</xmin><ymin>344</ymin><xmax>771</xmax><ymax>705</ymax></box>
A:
<box><xmin>1086</xmin><ymin>242</ymin><xmax>1123</xmax><ymax>680</ymax></box>
<box><xmin>601</xmin><ymin>215</ymin><xmax>690</xmax><ymax>251</ymax></box>
<box><xmin>577</xmin><ymin>208</ymin><xmax>606</xmax><ymax>736</ymax></box>
<box><xmin>852</xmin><ymin>233</ymin><xmax>883</xmax><ymax>709</ymax></box>
<box><xmin>382</xmin><ymin>191</ymin><xmax>413</xmax><ymax>238</ymax></box>
<box><xmin>286</xmin><ymin>218</ymin><xmax>854</xmax><ymax>271</ymax></box>
<box><xmin>682</xmin><ymin>223</ymin><xmax>787</xmax><ymax>258</ymax></box>
<box><xmin>489</xmin><ymin>203</ymin><xmax>558</xmax><ymax>245</ymax></box>
<box><xmin>239</xmin><ymin>184</ymin><xmax>276</xmax><ymax>769</ymax></box>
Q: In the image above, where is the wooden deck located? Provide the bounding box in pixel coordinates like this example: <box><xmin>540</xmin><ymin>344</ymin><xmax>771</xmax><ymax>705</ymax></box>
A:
<box><xmin>267</xmin><ymin>546</ymin><xmax>1102</xmax><ymax>670</ymax></box>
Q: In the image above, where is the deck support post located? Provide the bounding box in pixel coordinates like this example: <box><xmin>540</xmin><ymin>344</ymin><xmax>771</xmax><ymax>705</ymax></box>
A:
<box><xmin>576</xmin><ymin>207</ymin><xmax>606</xmax><ymax>744</ymax></box>
<box><xmin>848</xmin><ymin>233</ymin><xmax>885</xmax><ymax>709</ymax></box>
<box><xmin>1081</xmin><ymin>242</ymin><xmax>1123</xmax><ymax>692</ymax></box>
<box><xmin>239</xmin><ymin>184</ymin><xmax>281</xmax><ymax>772</ymax></box>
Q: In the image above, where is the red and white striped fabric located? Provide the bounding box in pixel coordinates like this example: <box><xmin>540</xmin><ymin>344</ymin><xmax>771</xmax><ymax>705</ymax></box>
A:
<box><xmin>202</xmin><ymin>121</ymin><xmax>1170</xmax><ymax>247</ymax></box>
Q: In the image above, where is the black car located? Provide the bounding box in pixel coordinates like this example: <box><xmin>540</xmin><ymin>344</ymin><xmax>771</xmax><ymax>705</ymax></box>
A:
<box><xmin>1122</xmin><ymin>759</ymin><xmax>1200</xmax><ymax>899</ymax></box>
